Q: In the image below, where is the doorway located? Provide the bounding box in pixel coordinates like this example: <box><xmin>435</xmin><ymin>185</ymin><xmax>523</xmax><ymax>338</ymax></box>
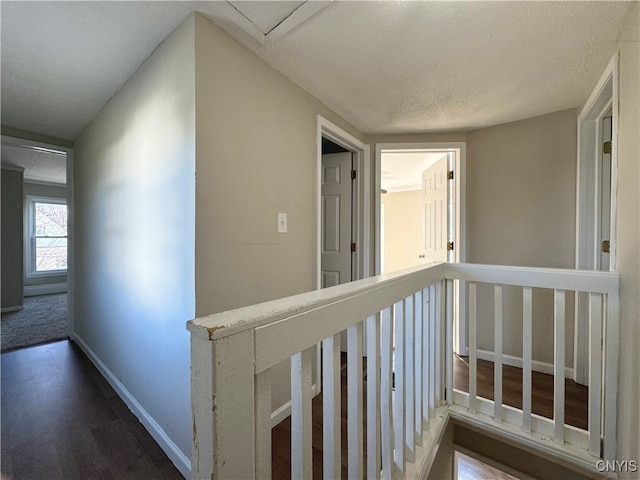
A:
<box><xmin>574</xmin><ymin>54</ymin><xmax>618</xmax><ymax>385</ymax></box>
<box><xmin>321</xmin><ymin>139</ymin><xmax>353</xmax><ymax>288</ymax></box>
<box><xmin>316</xmin><ymin>115</ymin><xmax>370</xmax><ymax>384</ymax></box>
<box><xmin>375</xmin><ymin>142</ymin><xmax>467</xmax><ymax>355</ymax></box>
<box><xmin>378</xmin><ymin>150</ymin><xmax>455</xmax><ymax>273</ymax></box>
<box><xmin>0</xmin><ymin>135</ymin><xmax>74</xmax><ymax>351</ymax></box>
<box><xmin>316</xmin><ymin>115</ymin><xmax>370</xmax><ymax>288</ymax></box>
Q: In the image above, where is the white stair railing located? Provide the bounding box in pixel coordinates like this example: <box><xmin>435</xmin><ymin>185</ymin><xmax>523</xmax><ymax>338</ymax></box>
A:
<box><xmin>444</xmin><ymin>263</ymin><xmax>619</xmax><ymax>462</ymax></box>
<box><xmin>187</xmin><ymin>262</ymin><xmax>619</xmax><ymax>479</ymax></box>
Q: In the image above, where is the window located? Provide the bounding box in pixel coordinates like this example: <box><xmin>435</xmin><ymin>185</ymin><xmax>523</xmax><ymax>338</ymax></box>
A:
<box><xmin>26</xmin><ymin>196</ymin><xmax>68</xmax><ymax>276</ymax></box>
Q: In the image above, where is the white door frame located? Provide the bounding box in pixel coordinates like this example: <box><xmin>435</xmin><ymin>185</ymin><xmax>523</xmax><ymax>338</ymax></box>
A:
<box><xmin>315</xmin><ymin>116</ymin><xmax>370</xmax><ymax>393</ymax></box>
<box><xmin>1</xmin><ymin>134</ymin><xmax>74</xmax><ymax>336</ymax></box>
<box><xmin>574</xmin><ymin>54</ymin><xmax>619</xmax><ymax>385</ymax></box>
<box><xmin>375</xmin><ymin>142</ymin><xmax>467</xmax><ymax>354</ymax></box>
<box><xmin>317</xmin><ymin>115</ymin><xmax>371</xmax><ymax>286</ymax></box>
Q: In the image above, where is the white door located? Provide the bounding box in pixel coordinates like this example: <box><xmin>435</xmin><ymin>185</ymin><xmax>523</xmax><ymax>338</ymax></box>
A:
<box><xmin>321</xmin><ymin>152</ymin><xmax>352</xmax><ymax>288</ymax></box>
<box><xmin>422</xmin><ymin>155</ymin><xmax>449</xmax><ymax>263</ymax></box>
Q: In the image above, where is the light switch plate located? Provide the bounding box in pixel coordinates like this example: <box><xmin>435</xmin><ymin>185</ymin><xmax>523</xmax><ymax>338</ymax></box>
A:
<box><xmin>277</xmin><ymin>213</ymin><xmax>287</xmax><ymax>233</ymax></box>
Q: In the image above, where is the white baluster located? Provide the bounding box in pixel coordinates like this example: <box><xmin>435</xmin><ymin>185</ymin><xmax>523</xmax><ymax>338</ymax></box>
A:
<box><xmin>404</xmin><ymin>295</ymin><xmax>415</xmax><ymax>463</ymax></box>
<box><xmin>422</xmin><ymin>287</ymin><xmax>431</xmax><ymax>429</ymax></box>
<box><xmin>414</xmin><ymin>290</ymin><xmax>423</xmax><ymax>446</ymax></box>
<box><xmin>322</xmin><ymin>334</ymin><xmax>341</xmax><ymax>479</ymax></box>
<box><xmin>469</xmin><ymin>282</ymin><xmax>477</xmax><ymax>414</ymax></box>
<box><xmin>554</xmin><ymin>289</ymin><xmax>565</xmax><ymax>444</ymax></box>
<box><xmin>291</xmin><ymin>349</ymin><xmax>313</xmax><ymax>478</ymax></box>
<box><xmin>494</xmin><ymin>284</ymin><xmax>503</xmax><ymax>422</ymax></box>
<box><xmin>429</xmin><ymin>284</ymin><xmax>436</xmax><ymax>419</ymax></box>
<box><xmin>445</xmin><ymin>279</ymin><xmax>454</xmax><ymax>406</ymax></box>
<box><xmin>366</xmin><ymin>314</ymin><xmax>381</xmax><ymax>480</ymax></box>
<box><xmin>393</xmin><ymin>300</ymin><xmax>406</xmax><ymax>476</ymax></box>
<box><xmin>435</xmin><ymin>282</ymin><xmax>444</xmax><ymax>405</ymax></box>
<box><xmin>348</xmin><ymin>322</ymin><xmax>364</xmax><ymax>479</ymax></box>
<box><xmin>522</xmin><ymin>287</ymin><xmax>533</xmax><ymax>434</ymax></box>
<box><xmin>603</xmin><ymin>291</ymin><xmax>619</xmax><ymax>462</ymax></box>
<box><xmin>588</xmin><ymin>293</ymin><xmax>603</xmax><ymax>456</ymax></box>
<box><xmin>380</xmin><ymin>307</ymin><xmax>394</xmax><ymax>479</ymax></box>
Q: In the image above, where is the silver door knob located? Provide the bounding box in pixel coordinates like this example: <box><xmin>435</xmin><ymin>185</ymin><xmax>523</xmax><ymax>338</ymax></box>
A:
<box><xmin>418</xmin><ymin>254</ymin><xmax>425</xmax><ymax>259</ymax></box>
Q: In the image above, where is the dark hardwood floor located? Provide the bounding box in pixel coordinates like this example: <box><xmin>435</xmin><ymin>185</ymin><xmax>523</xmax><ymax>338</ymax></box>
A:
<box><xmin>453</xmin><ymin>355</ymin><xmax>589</xmax><ymax>430</ymax></box>
<box><xmin>1</xmin><ymin>340</ymin><xmax>183</xmax><ymax>480</ymax></box>
<box><xmin>271</xmin><ymin>354</ymin><xmax>589</xmax><ymax>479</ymax></box>
<box><xmin>2</xmin><ymin>341</ymin><xmax>587</xmax><ymax>479</ymax></box>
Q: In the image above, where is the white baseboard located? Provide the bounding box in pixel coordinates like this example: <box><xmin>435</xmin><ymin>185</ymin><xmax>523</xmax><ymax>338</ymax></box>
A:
<box><xmin>1</xmin><ymin>305</ymin><xmax>24</xmax><ymax>313</ymax></box>
<box><xmin>24</xmin><ymin>282</ymin><xmax>67</xmax><ymax>296</ymax></box>
<box><xmin>455</xmin><ymin>346</ymin><xmax>469</xmax><ymax>356</ymax></box>
<box><xmin>476</xmin><ymin>349</ymin><xmax>574</xmax><ymax>378</ymax></box>
<box><xmin>72</xmin><ymin>334</ymin><xmax>191</xmax><ymax>479</ymax></box>
<box><xmin>271</xmin><ymin>383</ymin><xmax>318</xmax><ymax>428</ymax></box>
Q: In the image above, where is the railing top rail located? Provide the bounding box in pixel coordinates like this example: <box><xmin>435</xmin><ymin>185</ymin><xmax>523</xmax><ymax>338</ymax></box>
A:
<box><xmin>187</xmin><ymin>262</ymin><xmax>620</xmax><ymax>341</ymax></box>
<box><xmin>187</xmin><ymin>262</ymin><xmax>446</xmax><ymax>340</ymax></box>
<box><xmin>445</xmin><ymin>263</ymin><xmax>619</xmax><ymax>294</ymax></box>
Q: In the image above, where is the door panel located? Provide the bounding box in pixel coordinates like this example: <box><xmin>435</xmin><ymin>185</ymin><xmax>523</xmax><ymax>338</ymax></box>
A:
<box><xmin>321</xmin><ymin>152</ymin><xmax>352</xmax><ymax>288</ymax></box>
<box><xmin>422</xmin><ymin>156</ymin><xmax>449</xmax><ymax>263</ymax></box>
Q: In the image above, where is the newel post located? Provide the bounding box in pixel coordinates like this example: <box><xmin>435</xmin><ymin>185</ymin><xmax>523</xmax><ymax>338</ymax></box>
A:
<box><xmin>190</xmin><ymin>328</ymin><xmax>256</xmax><ymax>479</ymax></box>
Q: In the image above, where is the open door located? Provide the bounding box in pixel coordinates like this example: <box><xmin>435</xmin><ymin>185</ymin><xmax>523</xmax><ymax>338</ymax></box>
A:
<box><xmin>421</xmin><ymin>155</ymin><xmax>449</xmax><ymax>264</ymax></box>
<box><xmin>321</xmin><ymin>152</ymin><xmax>353</xmax><ymax>288</ymax></box>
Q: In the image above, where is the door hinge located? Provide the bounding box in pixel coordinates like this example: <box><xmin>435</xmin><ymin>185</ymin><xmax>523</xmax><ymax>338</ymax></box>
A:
<box><xmin>351</xmin><ymin>170</ymin><xmax>357</xmax><ymax>180</ymax></box>
<box><xmin>603</xmin><ymin>141</ymin><xmax>612</xmax><ymax>154</ymax></box>
<box><xmin>447</xmin><ymin>170</ymin><xmax>454</xmax><ymax>180</ymax></box>
<box><xmin>447</xmin><ymin>242</ymin><xmax>454</xmax><ymax>251</ymax></box>
<box><xmin>602</xmin><ymin>240</ymin><xmax>610</xmax><ymax>253</ymax></box>
<box><xmin>351</xmin><ymin>242</ymin><xmax>356</xmax><ymax>253</ymax></box>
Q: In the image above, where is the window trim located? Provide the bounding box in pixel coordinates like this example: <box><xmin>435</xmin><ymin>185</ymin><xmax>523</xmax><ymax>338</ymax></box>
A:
<box><xmin>25</xmin><ymin>195</ymin><xmax>68</xmax><ymax>278</ymax></box>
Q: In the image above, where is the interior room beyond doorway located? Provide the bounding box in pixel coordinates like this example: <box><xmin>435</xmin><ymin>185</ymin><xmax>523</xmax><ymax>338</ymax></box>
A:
<box><xmin>379</xmin><ymin>147</ymin><xmax>459</xmax><ymax>274</ymax></box>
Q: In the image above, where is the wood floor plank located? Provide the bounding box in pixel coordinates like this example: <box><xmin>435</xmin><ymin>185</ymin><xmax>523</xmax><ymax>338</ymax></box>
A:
<box><xmin>453</xmin><ymin>355</ymin><xmax>588</xmax><ymax>430</ymax></box>
<box><xmin>272</xmin><ymin>352</ymin><xmax>589</xmax><ymax>478</ymax></box>
<box><xmin>1</xmin><ymin>340</ymin><xmax>184</xmax><ymax>480</ymax></box>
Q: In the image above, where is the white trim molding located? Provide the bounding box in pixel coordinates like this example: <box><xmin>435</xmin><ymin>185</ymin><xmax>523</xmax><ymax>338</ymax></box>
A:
<box><xmin>316</xmin><ymin>115</ymin><xmax>370</xmax><ymax>396</ymax></box>
<box><xmin>574</xmin><ymin>54</ymin><xmax>619</xmax><ymax>386</ymax></box>
<box><xmin>73</xmin><ymin>334</ymin><xmax>191</xmax><ymax>478</ymax></box>
<box><xmin>2</xmin><ymin>134</ymin><xmax>74</xmax><ymax>339</ymax></box>
<box><xmin>24</xmin><ymin>282</ymin><xmax>67</xmax><ymax>297</ymax></box>
<box><xmin>271</xmin><ymin>383</ymin><xmax>319</xmax><ymax>428</ymax></box>
<box><xmin>1</xmin><ymin>305</ymin><xmax>24</xmax><ymax>313</ymax></box>
<box><xmin>317</xmin><ymin>115</ymin><xmax>371</xmax><ymax>286</ymax></box>
<box><xmin>476</xmin><ymin>349</ymin><xmax>574</xmax><ymax>379</ymax></box>
<box><xmin>213</xmin><ymin>1</ymin><xmax>331</xmax><ymax>46</ymax></box>
<box><xmin>375</xmin><ymin>142</ymin><xmax>467</xmax><ymax>356</ymax></box>
<box><xmin>24</xmin><ymin>194</ymin><xmax>68</xmax><ymax>279</ymax></box>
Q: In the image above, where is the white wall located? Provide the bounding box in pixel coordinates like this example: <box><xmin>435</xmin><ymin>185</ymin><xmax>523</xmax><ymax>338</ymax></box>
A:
<box><xmin>466</xmin><ymin>109</ymin><xmax>578</xmax><ymax>366</ymax></box>
<box><xmin>72</xmin><ymin>16</ymin><xmax>196</xmax><ymax>476</ymax></box>
<box><xmin>193</xmin><ymin>14</ymin><xmax>363</xmax><ymax>413</ymax></box>
<box><xmin>610</xmin><ymin>3</ymin><xmax>640</xmax><ymax>472</ymax></box>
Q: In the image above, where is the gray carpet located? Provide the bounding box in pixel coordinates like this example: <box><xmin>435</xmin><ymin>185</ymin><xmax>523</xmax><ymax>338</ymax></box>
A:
<box><xmin>1</xmin><ymin>294</ymin><xmax>68</xmax><ymax>352</ymax></box>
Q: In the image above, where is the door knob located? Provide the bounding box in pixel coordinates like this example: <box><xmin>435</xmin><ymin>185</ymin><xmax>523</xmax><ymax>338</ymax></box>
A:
<box><xmin>418</xmin><ymin>254</ymin><xmax>425</xmax><ymax>259</ymax></box>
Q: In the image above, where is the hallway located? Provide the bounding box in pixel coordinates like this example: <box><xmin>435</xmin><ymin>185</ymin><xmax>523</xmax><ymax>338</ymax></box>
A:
<box><xmin>1</xmin><ymin>340</ymin><xmax>183</xmax><ymax>479</ymax></box>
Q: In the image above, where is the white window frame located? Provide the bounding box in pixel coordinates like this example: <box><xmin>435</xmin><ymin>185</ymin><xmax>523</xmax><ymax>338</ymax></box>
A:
<box><xmin>25</xmin><ymin>195</ymin><xmax>68</xmax><ymax>278</ymax></box>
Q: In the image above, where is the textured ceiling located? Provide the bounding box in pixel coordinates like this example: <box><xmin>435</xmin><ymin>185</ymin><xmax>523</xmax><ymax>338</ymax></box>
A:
<box><xmin>1</xmin><ymin>1</ymin><xmax>634</xmax><ymax>141</ymax></box>
<box><xmin>243</xmin><ymin>1</ymin><xmax>633</xmax><ymax>134</ymax></box>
